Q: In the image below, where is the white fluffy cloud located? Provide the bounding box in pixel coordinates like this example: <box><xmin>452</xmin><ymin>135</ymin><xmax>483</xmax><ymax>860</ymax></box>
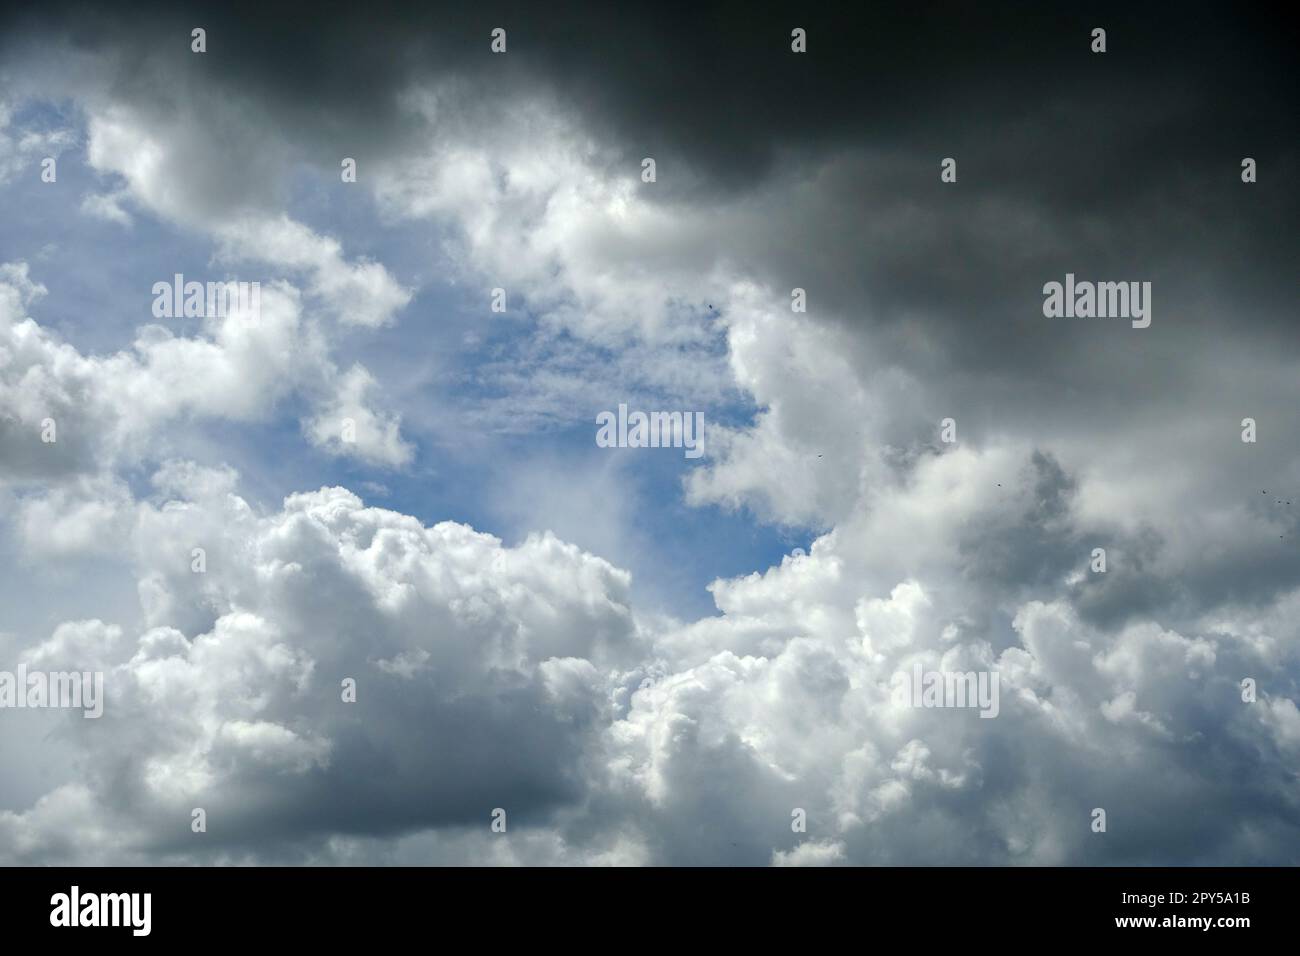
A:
<box><xmin>372</xmin><ymin>88</ymin><xmax>728</xmax><ymax>346</ymax></box>
<box><xmin>1</xmin><ymin>449</ymin><xmax>1296</xmax><ymax>865</ymax></box>
<box><xmin>304</xmin><ymin>365</ymin><xmax>413</xmax><ymax>467</ymax></box>
<box><xmin>1</xmin><ymin>476</ymin><xmax>642</xmax><ymax>863</ymax></box>
<box><xmin>80</xmin><ymin>100</ymin><xmax>412</xmax><ymax>327</ymax></box>
<box><xmin>0</xmin><ymin>262</ymin><xmax>412</xmax><ymax>479</ymax></box>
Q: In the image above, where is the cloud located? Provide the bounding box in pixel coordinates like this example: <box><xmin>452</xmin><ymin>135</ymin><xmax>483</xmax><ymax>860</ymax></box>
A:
<box><xmin>772</xmin><ymin>840</ymin><xmax>847</xmax><ymax>867</ymax></box>
<box><xmin>304</xmin><ymin>365</ymin><xmax>414</xmax><ymax>467</ymax></box>
<box><xmin>78</xmin><ymin>189</ymin><xmax>132</xmax><ymax>226</ymax></box>
<box><xmin>0</xmin><ymin>480</ymin><xmax>643</xmax><ymax>863</ymax></box>
<box><xmin>3</xmin><ymin>452</ymin><xmax>1296</xmax><ymax>865</ymax></box>
<box><xmin>80</xmin><ymin>104</ymin><xmax>412</xmax><ymax>327</ymax></box>
<box><xmin>0</xmin><ymin>263</ymin><xmax>414</xmax><ymax>483</ymax></box>
<box><xmin>0</xmin><ymin>100</ymin><xmax>76</xmax><ymax>184</ymax></box>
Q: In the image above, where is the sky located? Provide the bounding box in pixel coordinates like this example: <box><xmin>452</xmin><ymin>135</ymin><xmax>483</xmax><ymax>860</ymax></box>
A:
<box><xmin>0</xmin><ymin>1</ymin><xmax>1296</xmax><ymax>865</ymax></box>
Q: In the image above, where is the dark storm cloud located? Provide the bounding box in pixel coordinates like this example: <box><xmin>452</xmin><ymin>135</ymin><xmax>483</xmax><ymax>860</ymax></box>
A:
<box><xmin>7</xmin><ymin>2</ymin><xmax>1292</xmax><ymax>188</ymax></box>
<box><xmin>6</xmin><ymin>0</ymin><xmax>1292</xmax><ymax>298</ymax></box>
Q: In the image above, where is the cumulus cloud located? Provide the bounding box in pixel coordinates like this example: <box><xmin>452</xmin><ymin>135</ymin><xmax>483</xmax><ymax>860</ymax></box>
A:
<box><xmin>0</xmin><ymin>262</ymin><xmax>413</xmax><ymax>482</ymax></box>
<box><xmin>1</xmin><ymin>454</ymin><xmax>1296</xmax><ymax>865</ymax></box>
<box><xmin>1</xmin><ymin>480</ymin><xmax>643</xmax><ymax>863</ymax></box>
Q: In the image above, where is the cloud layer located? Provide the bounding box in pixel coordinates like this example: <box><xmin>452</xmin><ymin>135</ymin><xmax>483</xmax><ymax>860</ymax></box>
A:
<box><xmin>0</xmin><ymin>2</ymin><xmax>1296</xmax><ymax>864</ymax></box>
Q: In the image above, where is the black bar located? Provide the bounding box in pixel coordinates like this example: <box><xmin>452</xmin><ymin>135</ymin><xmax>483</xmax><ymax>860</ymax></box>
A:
<box><xmin>0</xmin><ymin>866</ymin><xmax>1287</xmax><ymax>942</ymax></box>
